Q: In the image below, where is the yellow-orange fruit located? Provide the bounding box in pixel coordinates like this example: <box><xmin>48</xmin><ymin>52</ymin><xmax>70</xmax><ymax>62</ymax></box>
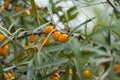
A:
<box><xmin>0</xmin><ymin>44</ymin><xmax>8</xmax><ymax>56</ymax></box>
<box><xmin>4</xmin><ymin>72</ymin><xmax>15</xmax><ymax>80</ymax></box>
<box><xmin>4</xmin><ymin>74</ymin><xmax>9</xmax><ymax>80</ymax></box>
<box><xmin>10</xmin><ymin>76</ymin><xmax>15</xmax><ymax>80</ymax></box>
<box><xmin>44</xmin><ymin>26</ymin><xmax>54</xmax><ymax>34</ymax></box>
<box><xmin>69</xmin><ymin>68</ymin><xmax>72</xmax><ymax>76</ymax></box>
<box><xmin>7</xmin><ymin>72</ymin><xmax>12</xmax><ymax>78</ymax></box>
<box><xmin>50</xmin><ymin>76</ymin><xmax>59</xmax><ymax>80</ymax></box>
<box><xmin>52</xmin><ymin>31</ymin><xmax>61</xmax><ymax>41</ymax></box>
<box><xmin>83</xmin><ymin>69</ymin><xmax>91</xmax><ymax>79</ymax></box>
<box><xmin>30</xmin><ymin>33</ymin><xmax>35</xmax><ymax>43</ymax></box>
<box><xmin>58</xmin><ymin>34</ymin><xmax>68</xmax><ymax>43</ymax></box>
<box><xmin>24</xmin><ymin>45</ymin><xmax>30</xmax><ymax>53</ymax></box>
<box><xmin>113</xmin><ymin>64</ymin><xmax>120</xmax><ymax>71</ymax></box>
<box><xmin>24</xmin><ymin>45</ymin><xmax>29</xmax><ymax>50</ymax></box>
<box><xmin>41</xmin><ymin>36</ymin><xmax>49</xmax><ymax>46</ymax></box>
<box><xmin>0</xmin><ymin>34</ymin><xmax>5</xmax><ymax>42</ymax></box>
<box><xmin>15</xmin><ymin>6</ymin><xmax>22</xmax><ymax>11</ymax></box>
<box><xmin>3</xmin><ymin>0</ymin><xmax>9</xmax><ymax>9</ymax></box>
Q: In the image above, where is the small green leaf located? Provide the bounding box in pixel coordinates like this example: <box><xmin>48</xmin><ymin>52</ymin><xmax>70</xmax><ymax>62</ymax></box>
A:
<box><xmin>69</xmin><ymin>17</ymin><xmax>96</xmax><ymax>35</ymax></box>
<box><xmin>27</xmin><ymin>60</ymin><xmax>33</xmax><ymax>80</ymax></box>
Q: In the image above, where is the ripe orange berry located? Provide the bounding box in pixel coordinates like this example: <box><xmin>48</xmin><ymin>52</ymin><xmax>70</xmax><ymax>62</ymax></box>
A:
<box><xmin>15</xmin><ymin>6</ymin><xmax>22</xmax><ymax>11</ymax></box>
<box><xmin>10</xmin><ymin>76</ymin><xmax>15</xmax><ymax>80</ymax></box>
<box><xmin>50</xmin><ymin>76</ymin><xmax>59</xmax><ymax>80</ymax></box>
<box><xmin>7</xmin><ymin>72</ymin><xmax>12</xmax><ymax>78</ymax></box>
<box><xmin>30</xmin><ymin>33</ymin><xmax>35</xmax><ymax>43</ymax></box>
<box><xmin>52</xmin><ymin>31</ymin><xmax>61</xmax><ymax>41</ymax></box>
<box><xmin>58</xmin><ymin>34</ymin><xmax>68</xmax><ymax>43</ymax></box>
<box><xmin>0</xmin><ymin>44</ymin><xmax>8</xmax><ymax>56</ymax></box>
<box><xmin>0</xmin><ymin>34</ymin><xmax>5</xmax><ymax>42</ymax></box>
<box><xmin>3</xmin><ymin>0</ymin><xmax>9</xmax><ymax>9</ymax></box>
<box><xmin>44</xmin><ymin>26</ymin><xmax>54</xmax><ymax>34</ymax></box>
<box><xmin>113</xmin><ymin>64</ymin><xmax>120</xmax><ymax>71</ymax></box>
<box><xmin>83</xmin><ymin>69</ymin><xmax>91</xmax><ymax>79</ymax></box>
<box><xmin>4</xmin><ymin>72</ymin><xmax>15</xmax><ymax>80</ymax></box>
<box><xmin>41</xmin><ymin>36</ymin><xmax>50</xmax><ymax>46</ymax></box>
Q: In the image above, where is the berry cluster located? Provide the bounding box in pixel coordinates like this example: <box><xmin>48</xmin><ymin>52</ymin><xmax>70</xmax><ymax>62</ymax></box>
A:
<box><xmin>3</xmin><ymin>0</ymin><xmax>40</xmax><ymax>15</ymax></box>
<box><xmin>44</xmin><ymin>25</ymin><xmax>69</xmax><ymax>45</ymax></box>
<box><xmin>29</xmin><ymin>25</ymin><xmax>69</xmax><ymax>46</ymax></box>
<box><xmin>4</xmin><ymin>72</ymin><xmax>15</xmax><ymax>80</ymax></box>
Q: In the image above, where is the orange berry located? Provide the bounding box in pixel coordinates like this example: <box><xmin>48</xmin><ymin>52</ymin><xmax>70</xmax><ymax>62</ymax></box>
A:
<box><xmin>3</xmin><ymin>0</ymin><xmax>9</xmax><ymax>9</ymax></box>
<box><xmin>50</xmin><ymin>76</ymin><xmax>59</xmax><ymax>80</ymax></box>
<box><xmin>58</xmin><ymin>34</ymin><xmax>68</xmax><ymax>43</ymax></box>
<box><xmin>3</xmin><ymin>44</ymin><xmax>8</xmax><ymax>49</ymax></box>
<box><xmin>7</xmin><ymin>72</ymin><xmax>12</xmax><ymax>78</ymax></box>
<box><xmin>83</xmin><ymin>69</ymin><xmax>91</xmax><ymax>79</ymax></box>
<box><xmin>113</xmin><ymin>64</ymin><xmax>120</xmax><ymax>71</ymax></box>
<box><xmin>10</xmin><ymin>76</ymin><xmax>15</xmax><ymax>80</ymax></box>
<box><xmin>4</xmin><ymin>74</ymin><xmax>9</xmax><ymax>80</ymax></box>
<box><xmin>41</xmin><ymin>36</ymin><xmax>49</xmax><ymax>46</ymax></box>
<box><xmin>24</xmin><ymin>45</ymin><xmax>30</xmax><ymax>53</ymax></box>
<box><xmin>69</xmin><ymin>68</ymin><xmax>72</xmax><ymax>76</ymax></box>
<box><xmin>15</xmin><ymin>6</ymin><xmax>22</xmax><ymax>11</ymax></box>
<box><xmin>0</xmin><ymin>44</ymin><xmax>8</xmax><ymax>56</ymax></box>
<box><xmin>44</xmin><ymin>26</ymin><xmax>54</xmax><ymax>34</ymax></box>
<box><xmin>52</xmin><ymin>31</ymin><xmax>61</xmax><ymax>41</ymax></box>
<box><xmin>24</xmin><ymin>45</ymin><xmax>29</xmax><ymax>50</ymax></box>
<box><xmin>0</xmin><ymin>34</ymin><xmax>5</xmax><ymax>42</ymax></box>
<box><xmin>30</xmin><ymin>33</ymin><xmax>35</xmax><ymax>43</ymax></box>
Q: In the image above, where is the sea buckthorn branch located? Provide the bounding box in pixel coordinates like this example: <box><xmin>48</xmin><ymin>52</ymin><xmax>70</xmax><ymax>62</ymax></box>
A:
<box><xmin>0</xmin><ymin>31</ymin><xmax>43</xmax><ymax>47</ymax></box>
<box><xmin>16</xmin><ymin>31</ymin><xmax>44</xmax><ymax>39</ymax></box>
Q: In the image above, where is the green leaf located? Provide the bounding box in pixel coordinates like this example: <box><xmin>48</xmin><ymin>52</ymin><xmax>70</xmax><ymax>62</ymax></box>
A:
<box><xmin>12</xmin><ymin>41</ymin><xmax>27</xmax><ymax>55</ymax></box>
<box><xmin>27</xmin><ymin>58</ymin><xmax>69</xmax><ymax>70</ymax></box>
<box><xmin>0</xmin><ymin>61</ymin><xmax>4</xmax><ymax>80</ymax></box>
<box><xmin>43</xmin><ymin>44</ymin><xmax>65</xmax><ymax>52</ymax></box>
<box><xmin>27</xmin><ymin>60</ymin><xmax>33</xmax><ymax>80</ymax></box>
<box><xmin>0</xmin><ymin>25</ymin><xmax>12</xmax><ymax>37</ymax></box>
<box><xmin>30</xmin><ymin>0</ymin><xmax>37</xmax><ymax>15</ymax></box>
<box><xmin>30</xmin><ymin>0</ymin><xmax>40</xmax><ymax>24</ymax></box>
<box><xmin>69</xmin><ymin>17</ymin><xmax>96</xmax><ymax>35</ymax></box>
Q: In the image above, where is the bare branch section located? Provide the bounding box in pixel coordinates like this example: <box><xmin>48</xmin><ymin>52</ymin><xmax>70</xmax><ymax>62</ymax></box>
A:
<box><xmin>16</xmin><ymin>31</ymin><xmax>44</xmax><ymax>39</ymax></box>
